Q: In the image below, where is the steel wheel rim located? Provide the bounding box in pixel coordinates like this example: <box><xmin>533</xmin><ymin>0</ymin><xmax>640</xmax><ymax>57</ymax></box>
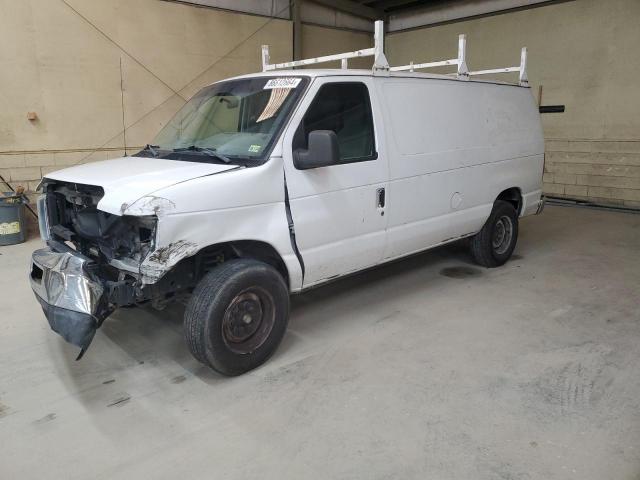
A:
<box><xmin>221</xmin><ymin>287</ymin><xmax>276</xmax><ymax>354</ymax></box>
<box><xmin>492</xmin><ymin>215</ymin><xmax>513</xmax><ymax>255</ymax></box>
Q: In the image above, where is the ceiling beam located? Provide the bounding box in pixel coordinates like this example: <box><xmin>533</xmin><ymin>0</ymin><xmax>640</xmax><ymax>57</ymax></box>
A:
<box><xmin>389</xmin><ymin>0</ymin><xmax>558</xmax><ymax>31</ymax></box>
<box><xmin>372</xmin><ymin>0</ymin><xmax>422</xmax><ymax>9</ymax></box>
<box><xmin>309</xmin><ymin>0</ymin><xmax>386</xmax><ymax>20</ymax></box>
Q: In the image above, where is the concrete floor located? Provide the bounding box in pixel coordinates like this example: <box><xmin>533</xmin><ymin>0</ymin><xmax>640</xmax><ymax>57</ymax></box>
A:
<box><xmin>1</xmin><ymin>205</ymin><xmax>639</xmax><ymax>479</ymax></box>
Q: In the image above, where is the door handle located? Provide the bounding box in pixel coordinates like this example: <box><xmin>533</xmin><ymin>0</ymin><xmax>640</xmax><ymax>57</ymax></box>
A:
<box><xmin>376</xmin><ymin>187</ymin><xmax>386</xmax><ymax>208</ymax></box>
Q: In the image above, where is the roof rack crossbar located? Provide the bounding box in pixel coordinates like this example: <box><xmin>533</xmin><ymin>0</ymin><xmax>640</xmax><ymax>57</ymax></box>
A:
<box><xmin>468</xmin><ymin>47</ymin><xmax>529</xmax><ymax>86</ymax></box>
<box><xmin>390</xmin><ymin>34</ymin><xmax>469</xmax><ymax>78</ymax></box>
<box><xmin>263</xmin><ymin>47</ymin><xmax>375</xmax><ymax>71</ymax></box>
<box><xmin>262</xmin><ymin>20</ymin><xmax>389</xmax><ymax>72</ymax></box>
<box><xmin>389</xmin><ymin>58</ymin><xmax>458</xmax><ymax>72</ymax></box>
<box><xmin>390</xmin><ymin>58</ymin><xmax>457</xmax><ymax>71</ymax></box>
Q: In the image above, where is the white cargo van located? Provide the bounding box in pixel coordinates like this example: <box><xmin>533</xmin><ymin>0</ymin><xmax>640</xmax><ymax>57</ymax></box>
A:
<box><xmin>30</xmin><ymin>23</ymin><xmax>544</xmax><ymax>375</ymax></box>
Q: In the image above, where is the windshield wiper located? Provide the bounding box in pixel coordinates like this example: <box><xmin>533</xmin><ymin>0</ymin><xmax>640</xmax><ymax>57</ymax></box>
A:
<box><xmin>142</xmin><ymin>144</ymin><xmax>160</xmax><ymax>157</ymax></box>
<box><xmin>173</xmin><ymin>145</ymin><xmax>231</xmax><ymax>164</ymax></box>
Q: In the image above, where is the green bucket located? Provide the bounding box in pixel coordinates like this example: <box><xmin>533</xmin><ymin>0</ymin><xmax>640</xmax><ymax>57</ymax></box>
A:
<box><xmin>0</xmin><ymin>192</ymin><xmax>28</xmax><ymax>246</ymax></box>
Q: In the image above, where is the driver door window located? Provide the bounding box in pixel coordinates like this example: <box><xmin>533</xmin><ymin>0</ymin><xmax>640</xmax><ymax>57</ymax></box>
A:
<box><xmin>294</xmin><ymin>82</ymin><xmax>376</xmax><ymax>164</ymax></box>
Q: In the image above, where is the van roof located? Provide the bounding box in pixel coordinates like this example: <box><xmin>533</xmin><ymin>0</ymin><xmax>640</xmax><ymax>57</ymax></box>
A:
<box><xmin>221</xmin><ymin>69</ymin><xmax>529</xmax><ymax>88</ymax></box>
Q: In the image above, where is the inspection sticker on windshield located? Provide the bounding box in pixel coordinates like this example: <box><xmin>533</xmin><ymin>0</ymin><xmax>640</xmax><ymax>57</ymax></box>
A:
<box><xmin>264</xmin><ymin>78</ymin><xmax>301</xmax><ymax>89</ymax></box>
<box><xmin>248</xmin><ymin>145</ymin><xmax>261</xmax><ymax>153</ymax></box>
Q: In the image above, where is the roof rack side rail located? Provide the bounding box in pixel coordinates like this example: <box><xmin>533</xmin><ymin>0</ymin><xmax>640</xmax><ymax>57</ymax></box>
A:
<box><xmin>390</xmin><ymin>34</ymin><xmax>469</xmax><ymax>79</ymax></box>
<box><xmin>468</xmin><ymin>47</ymin><xmax>529</xmax><ymax>86</ymax></box>
<box><xmin>261</xmin><ymin>20</ymin><xmax>389</xmax><ymax>72</ymax></box>
<box><xmin>391</xmin><ymin>35</ymin><xmax>529</xmax><ymax>86</ymax></box>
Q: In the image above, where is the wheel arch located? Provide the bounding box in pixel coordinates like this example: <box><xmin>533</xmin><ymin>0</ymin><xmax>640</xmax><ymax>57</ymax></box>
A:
<box><xmin>182</xmin><ymin>239</ymin><xmax>291</xmax><ymax>290</ymax></box>
<box><xmin>496</xmin><ymin>187</ymin><xmax>523</xmax><ymax>215</ymax></box>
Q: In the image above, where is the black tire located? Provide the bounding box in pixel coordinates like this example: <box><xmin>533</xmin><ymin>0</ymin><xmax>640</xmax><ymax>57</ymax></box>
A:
<box><xmin>184</xmin><ymin>259</ymin><xmax>290</xmax><ymax>376</ymax></box>
<box><xmin>470</xmin><ymin>200</ymin><xmax>519</xmax><ymax>268</ymax></box>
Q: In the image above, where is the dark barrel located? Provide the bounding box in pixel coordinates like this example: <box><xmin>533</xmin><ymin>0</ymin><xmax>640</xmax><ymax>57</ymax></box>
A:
<box><xmin>0</xmin><ymin>192</ymin><xmax>27</xmax><ymax>245</ymax></box>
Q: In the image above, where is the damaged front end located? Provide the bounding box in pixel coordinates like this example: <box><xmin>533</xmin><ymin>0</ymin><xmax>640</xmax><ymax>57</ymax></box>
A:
<box><xmin>30</xmin><ymin>180</ymin><xmax>182</xmax><ymax>357</ymax></box>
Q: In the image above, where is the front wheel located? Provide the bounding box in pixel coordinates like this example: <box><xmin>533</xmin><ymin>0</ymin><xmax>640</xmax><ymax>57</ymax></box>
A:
<box><xmin>470</xmin><ymin>200</ymin><xmax>519</xmax><ymax>267</ymax></box>
<box><xmin>184</xmin><ymin>259</ymin><xmax>290</xmax><ymax>376</ymax></box>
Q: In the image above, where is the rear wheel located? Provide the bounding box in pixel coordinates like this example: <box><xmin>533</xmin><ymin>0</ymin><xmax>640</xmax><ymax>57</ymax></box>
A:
<box><xmin>184</xmin><ymin>259</ymin><xmax>290</xmax><ymax>376</ymax></box>
<box><xmin>470</xmin><ymin>200</ymin><xmax>519</xmax><ymax>267</ymax></box>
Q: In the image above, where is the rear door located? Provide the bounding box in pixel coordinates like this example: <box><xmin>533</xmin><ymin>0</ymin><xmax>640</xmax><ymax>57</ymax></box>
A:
<box><xmin>282</xmin><ymin>77</ymin><xmax>389</xmax><ymax>287</ymax></box>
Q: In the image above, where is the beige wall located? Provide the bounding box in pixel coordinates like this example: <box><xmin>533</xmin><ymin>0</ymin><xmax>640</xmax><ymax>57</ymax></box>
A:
<box><xmin>0</xmin><ymin>0</ymin><xmax>293</xmax><ymax>192</ymax></box>
<box><xmin>387</xmin><ymin>0</ymin><xmax>640</xmax><ymax>208</ymax></box>
<box><xmin>302</xmin><ymin>24</ymin><xmax>373</xmax><ymax>69</ymax></box>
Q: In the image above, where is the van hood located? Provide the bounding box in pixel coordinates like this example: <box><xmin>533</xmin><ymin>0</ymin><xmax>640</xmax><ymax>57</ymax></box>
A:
<box><xmin>44</xmin><ymin>156</ymin><xmax>239</xmax><ymax>216</ymax></box>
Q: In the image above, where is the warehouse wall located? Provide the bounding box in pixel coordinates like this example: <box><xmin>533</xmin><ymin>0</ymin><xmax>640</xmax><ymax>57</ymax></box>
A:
<box><xmin>387</xmin><ymin>0</ymin><xmax>640</xmax><ymax>208</ymax></box>
<box><xmin>0</xmin><ymin>0</ymin><xmax>296</xmax><ymax>192</ymax></box>
<box><xmin>302</xmin><ymin>24</ymin><xmax>373</xmax><ymax>69</ymax></box>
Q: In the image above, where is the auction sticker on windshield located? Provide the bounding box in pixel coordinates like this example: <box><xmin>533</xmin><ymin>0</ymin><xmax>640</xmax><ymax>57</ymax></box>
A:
<box><xmin>264</xmin><ymin>78</ymin><xmax>302</xmax><ymax>89</ymax></box>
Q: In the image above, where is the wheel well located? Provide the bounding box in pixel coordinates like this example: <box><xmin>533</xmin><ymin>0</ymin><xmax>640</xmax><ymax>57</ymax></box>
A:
<box><xmin>141</xmin><ymin>241</ymin><xmax>290</xmax><ymax>308</ymax></box>
<box><xmin>496</xmin><ymin>188</ymin><xmax>522</xmax><ymax>215</ymax></box>
<box><xmin>192</xmin><ymin>240</ymin><xmax>290</xmax><ymax>289</ymax></box>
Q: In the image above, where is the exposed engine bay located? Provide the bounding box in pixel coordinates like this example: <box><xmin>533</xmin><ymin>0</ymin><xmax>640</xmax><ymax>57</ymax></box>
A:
<box><xmin>43</xmin><ymin>180</ymin><xmax>155</xmax><ymax>265</ymax></box>
<box><xmin>38</xmin><ymin>180</ymin><xmax>205</xmax><ymax>313</ymax></box>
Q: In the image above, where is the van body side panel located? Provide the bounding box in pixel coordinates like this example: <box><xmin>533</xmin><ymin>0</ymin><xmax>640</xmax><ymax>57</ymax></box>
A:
<box><xmin>376</xmin><ymin>77</ymin><xmax>543</xmax><ymax>260</ymax></box>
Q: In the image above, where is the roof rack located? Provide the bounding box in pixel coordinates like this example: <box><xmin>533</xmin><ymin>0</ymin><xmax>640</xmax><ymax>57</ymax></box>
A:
<box><xmin>468</xmin><ymin>47</ymin><xmax>528</xmax><ymax>86</ymax></box>
<box><xmin>262</xmin><ymin>20</ymin><xmax>389</xmax><ymax>72</ymax></box>
<box><xmin>389</xmin><ymin>34</ymin><xmax>469</xmax><ymax>78</ymax></box>
<box><xmin>260</xmin><ymin>21</ymin><xmax>529</xmax><ymax>86</ymax></box>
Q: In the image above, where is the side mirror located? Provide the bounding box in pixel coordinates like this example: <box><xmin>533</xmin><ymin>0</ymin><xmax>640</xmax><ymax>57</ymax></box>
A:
<box><xmin>293</xmin><ymin>130</ymin><xmax>339</xmax><ymax>170</ymax></box>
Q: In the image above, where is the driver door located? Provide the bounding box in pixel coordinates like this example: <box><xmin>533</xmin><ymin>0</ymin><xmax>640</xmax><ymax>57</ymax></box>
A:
<box><xmin>282</xmin><ymin>77</ymin><xmax>389</xmax><ymax>288</ymax></box>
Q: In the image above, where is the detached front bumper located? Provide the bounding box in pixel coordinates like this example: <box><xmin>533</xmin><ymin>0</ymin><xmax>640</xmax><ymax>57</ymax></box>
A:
<box><xmin>30</xmin><ymin>247</ymin><xmax>111</xmax><ymax>356</ymax></box>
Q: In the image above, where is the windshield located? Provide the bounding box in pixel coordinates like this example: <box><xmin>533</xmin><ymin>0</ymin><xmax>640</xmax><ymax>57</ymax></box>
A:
<box><xmin>149</xmin><ymin>77</ymin><xmax>308</xmax><ymax>163</ymax></box>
